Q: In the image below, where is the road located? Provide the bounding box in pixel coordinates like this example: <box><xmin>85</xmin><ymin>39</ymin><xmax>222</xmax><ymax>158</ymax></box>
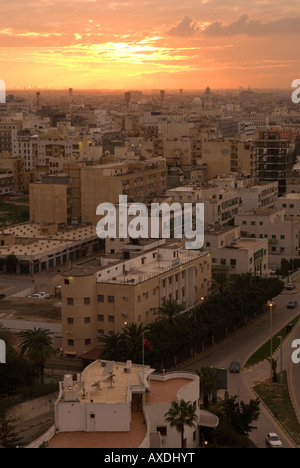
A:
<box><xmin>180</xmin><ymin>281</ymin><xmax>300</xmax><ymax>448</ymax></box>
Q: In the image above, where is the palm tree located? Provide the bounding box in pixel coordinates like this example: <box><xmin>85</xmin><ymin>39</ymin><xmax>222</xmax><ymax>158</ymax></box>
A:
<box><xmin>195</xmin><ymin>366</ymin><xmax>218</xmax><ymax>409</ymax></box>
<box><xmin>121</xmin><ymin>322</ymin><xmax>148</xmax><ymax>363</ymax></box>
<box><xmin>18</xmin><ymin>328</ymin><xmax>55</xmax><ymax>386</ymax></box>
<box><xmin>164</xmin><ymin>399</ymin><xmax>198</xmax><ymax>448</ymax></box>
<box><xmin>157</xmin><ymin>299</ymin><xmax>184</xmax><ymax>325</ymax></box>
<box><xmin>99</xmin><ymin>332</ymin><xmax>125</xmax><ymax>361</ymax></box>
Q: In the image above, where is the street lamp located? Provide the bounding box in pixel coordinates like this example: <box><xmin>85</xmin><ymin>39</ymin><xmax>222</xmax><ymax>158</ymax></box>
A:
<box><xmin>267</xmin><ymin>300</ymin><xmax>275</xmax><ymax>389</ymax></box>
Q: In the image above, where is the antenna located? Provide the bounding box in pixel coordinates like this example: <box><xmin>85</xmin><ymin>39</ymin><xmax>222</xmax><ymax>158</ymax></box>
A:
<box><xmin>103</xmin><ymin>361</ymin><xmax>115</xmax><ymax>376</ymax></box>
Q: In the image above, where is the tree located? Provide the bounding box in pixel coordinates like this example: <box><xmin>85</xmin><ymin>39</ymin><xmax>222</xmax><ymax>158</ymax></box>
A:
<box><xmin>0</xmin><ymin>401</ymin><xmax>22</xmax><ymax>449</ymax></box>
<box><xmin>220</xmin><ymin>392</ymin><xmax>260</xmax><ymax>436</ymax></box>
<box><xmin>164</xmin><ymin>399</ymin><xmax>198</xmax><ymax>448</ymax></box>
<box><xmin>19</xmin><ymin>328</ymin><xmax>55</xmax><ymax>387</ymax></box>
<box><xmin>121</xmin><ymin>322</ymin><xmax>148</xmax><ymax>363</ymax></box>
<box><xmin>157</xmin><ymin>299</ymin><xmax>184</xmax><ymax>325</ymax></box>
<box><xmin>195</xmin><ymin>366</ymin><xmax>218</xmax><ymax>409</ymax></box>
<box><xmin>99</xmin><ymin>332</ymin><xmax>125</xmax><ymax>362</ymax></box>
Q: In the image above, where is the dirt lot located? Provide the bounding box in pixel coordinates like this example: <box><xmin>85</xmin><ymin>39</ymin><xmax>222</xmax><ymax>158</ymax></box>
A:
<box><xmin>0</xmin><ymin>297</ymin><xmax>61</xmax><ymax>321</ymax></box>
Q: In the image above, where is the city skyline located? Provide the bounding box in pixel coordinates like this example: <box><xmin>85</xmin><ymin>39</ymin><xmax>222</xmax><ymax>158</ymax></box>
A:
<box><xmin>1</xmin><ymin>0</ymin><xmax>300</xmax><ymax>90</ymax></box>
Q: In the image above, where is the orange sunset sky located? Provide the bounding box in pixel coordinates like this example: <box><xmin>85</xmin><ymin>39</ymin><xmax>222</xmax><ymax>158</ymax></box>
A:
<box><xmin>1</xmin><ymin>0</ymin><xmax>300</xmax><ymax>90</ymax></box>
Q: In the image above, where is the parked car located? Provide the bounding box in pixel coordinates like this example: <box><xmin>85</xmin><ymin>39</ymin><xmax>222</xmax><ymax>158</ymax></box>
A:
<box><xmin>266</xmin><ymin>433</ymin><xmax>283</xmax><ymax>448</ymax></box>
<box><xmin>230</xmin><ymin>361</ymin><xmax>241</xmax><ymax>373</ymax></box>
<box><xmin>29</xmin><ymin>293</ymin><xmax>43</xmax><ymax>299</ymax></box>
<box><xmin>285</xmin><ymin>283</ymin><xmax>296</xmax><ymax>290</ymax></box>
<box><xmin>287</xmin><ymin>301</ymin><xmax>298</xmax><ymax>309</ymax></box>
<box><xmin>38</xmin><ymin>292</ymin><xmax>50</xmax><ymax>299</ymax></box>
<box><xmin>270</xmin><ymin>268</ymin><xmax>278</xmax><ymax>276</ymax></box>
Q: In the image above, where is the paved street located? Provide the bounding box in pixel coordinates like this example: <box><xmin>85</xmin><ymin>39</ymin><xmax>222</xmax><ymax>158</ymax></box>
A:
<box><xmin>179</xmin><ymin>281</ymin><xmax>300</xmax><ymax>448</ymax></box>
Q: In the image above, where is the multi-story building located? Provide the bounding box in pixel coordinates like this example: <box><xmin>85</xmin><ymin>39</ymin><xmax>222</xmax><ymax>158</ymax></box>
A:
<box><xmin>29</xmin><ymin>174</ymin><xmax>73</xmax><ymax>226</ymax></box>
<box><xmin>204</xmin><ymin>225</ymin><xmax>268</xmax><ymax>276</ymax></box>
<box><xmin>201</xmin><ymin>140</ymin><xmax>255</xmax><ymax>180</ymax></box>
<box><xmin>0</xmin><ymin>169</ymin><xmax>14</xmax><ymax>195</ymax></box>
<box><xmin>60</xmin><ymin>239</ymin><xmax>211</xmax><ymax>357</ymax></box>
<box><xmin>235</xmin><ymin>208</ymin><xmax>300</xmax><ymax>260</ymax></box>
<box><xmin>255</xmin><ymin>128</ymin><xmax>294</xmax><ymax>195</ymax></box>
<box><xmin>275</xmin><ymin>193</ymin><xmax>300</xmax><ymax>221</ymax></box>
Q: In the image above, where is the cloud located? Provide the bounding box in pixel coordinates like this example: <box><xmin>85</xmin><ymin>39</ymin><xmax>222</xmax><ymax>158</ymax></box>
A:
<box><xmin>203</xmin><ymin>14</ymin><xmax>300</xmax><ymax>37</ymax></box>
<box><xmin>167</xmin><ymin>16</ymin><xmax>200</xmax><ymax>37</ymax></box>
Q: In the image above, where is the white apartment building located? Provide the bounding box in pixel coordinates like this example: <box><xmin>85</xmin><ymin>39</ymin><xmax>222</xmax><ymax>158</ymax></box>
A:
<box><xmin>166</xmin><ymin>185</ymin><xmax>242</xmax><ymax>229</ymax></box>
<box><xmin>235</xmin><ymin>208</ymin><xmax>300</xmax><ymax>261</ymax></box>
<box><xmin>276</xmin><ymin>194</ymin><xmax>300</xmax><ymax>220</ymax></box>
<box><xmin>41</xmin><ymin>360</ymin><xmax>218</xmax><ymax>449</ymax></box>
<box><xmin>204</xmin><ymin>225</ymin><xmax>268</xmax><ymax>276</ymax></box>
<box><xmin>237</xmin><ymin>181</ymin><xmax>278</xmax><ymax>211</ymax></box>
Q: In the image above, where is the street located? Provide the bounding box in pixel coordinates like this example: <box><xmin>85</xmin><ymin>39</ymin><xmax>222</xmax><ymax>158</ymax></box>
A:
<box><xmin>180</xmin><ymin>280</ymin><xmax>300</xmax><ymax>448</ymax></box>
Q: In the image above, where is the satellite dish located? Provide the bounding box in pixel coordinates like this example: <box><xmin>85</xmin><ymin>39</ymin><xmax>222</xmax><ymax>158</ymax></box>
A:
<box><xmin>91</xmin><ymin>380</ymin><xmax>102</xmax><ymax>391</ymax></box>
<box><xmin>103</xmin><ymin>361</ymin><xmax>115</xmax><ymax>376</ymax></box>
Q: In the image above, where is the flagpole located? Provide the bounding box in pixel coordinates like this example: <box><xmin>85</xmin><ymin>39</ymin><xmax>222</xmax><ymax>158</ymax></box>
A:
<box><xmin>142</xmin><ymin>333</ymin><xmax>145</xmax><ymax>386</ymax></box>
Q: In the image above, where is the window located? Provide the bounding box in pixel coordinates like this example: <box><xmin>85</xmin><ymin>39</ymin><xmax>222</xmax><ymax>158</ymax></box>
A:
<box><xmin>84</xmin><ymin>317</ymin><xmax>91</xmax><ymax>324</ymax></box>
<box><xmin>84</xmin><ymin>297</ymin><xmax>90</xmax><ymax>305</ymax></box>
<box><xmin>108</xmin><ymin>315</ymin><xmax>114</xmax><ymax>322</ymax></box>
<box><xmin>280</xmin><ymin>235</ymin><xmax>285</xmax><ymax>240</ymax></box>
<box><xmin>98</xmin><ymin>329</ymin><xmax>104</xmax><ymax>335</ymax></box>
<box><xmin>230</xmin><ymin>259</ymin><xmax>236</xmax><ymax>266</ymax></box>
<box><xmin>157</xmin><ymin>426</ymin><xmax>167</xmax><ymax>436</ymax></box>
<box><xmin>108</xmin><ymin>296</ymin><xmax>114</xmax><ymax>303</ymax></box>
<box><xmin>67</xmin><ymin>317</ymin><xmax>74</xmax><ymax>324</ymax></box>
<box><xmin>85</xmin><ymin>339</ymin><xmax>91</xmax><ymax>346</ymax></box>
<box><xmin>64</xmin><ymin>279</ymin><xmax>70</xmax><ymax>285</ymax></box>
<box><xmin>138</xmin><ymin>295</ymin><xmax>141</xmax><ymax>303</ymax></box>
<box><xmin>67</xmin><ymin>298</ymin><xmax>74</xmax><ymax>305</ymax></box>
<box><xmin>98</xmin><ymin>314</ymin><xmax>104</xmax><ymax>321</ymax></box>
<box><xmin>97</xmin><ymin>295</ymin><xmax>104</xmax><ymax>303</ymax></box>
<box><xmin>68</xmin><ymin>339</ymin><xmax>74</xmax><ymax>346</ymax></box>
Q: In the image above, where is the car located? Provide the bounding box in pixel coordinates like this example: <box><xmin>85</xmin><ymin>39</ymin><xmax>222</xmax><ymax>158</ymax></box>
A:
<box><xmin>266</xmin><ymin>433</ymin><xmax>283</xmax><ymax>448</ymax></box>
<box><xmin>285</xmin><ymin>283</ymin><xmax>296</xmax><ymax>290</ymax></box>
<box><xmin>38</xmin><ymin>292</ymin><xmax>50</xmax><ymax>299</ymax></box>
<box><xmin>29</xmin><ymin>293</ymin><xmax>43</xmax><ymax>299</ymax></box>
<box><xmin>230</xmin><ymin>361</ymin><xmax>241</xmax><ymax>373</ymax></box>
<box><xmin>0</xmin><ymin>294</ymin><xmax>5</xmax><ymax>300</ymax></box>
<box><xmin>287</xmin><ymin>301</ymin><xmax>298</xmax><ymax>309</ymax></box>
<box><xmin>270</xmin><ymin>268</ymin><xmax>278</xmax><ymax>276</ymax></box>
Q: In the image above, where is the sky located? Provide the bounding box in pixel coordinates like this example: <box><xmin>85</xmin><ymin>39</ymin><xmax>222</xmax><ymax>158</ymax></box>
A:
<box><xmin>1</xmin><ymin>0</ymin><xmax>300</xmax><ymax>90</ymax></box>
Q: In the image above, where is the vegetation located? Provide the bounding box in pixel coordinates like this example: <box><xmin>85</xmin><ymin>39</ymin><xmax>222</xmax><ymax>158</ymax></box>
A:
<box><xmin>206</xmin><ymin>393</ymin><xmax>260</xmax><ymax>448</ymax></box>
<box><xmin>164</xmin><ymin>399</ymin><xmax>198</xmax><ymax>448</ymax></box>
<box><xmin>0</xmin><ymin>200</ymin><xmax>29</xmax><ymax>227</ymax></box>
<box><xmin>195</xmin><ymin>366</ymin><xmax>218</xmax><ymax>409</ymax></box>
<box><xmin>99</xmin><ymin>274</ymin><xmax>285</xmax><ymax>371</ymax></box>
<box><xmin>254</xmin><ymin>372</ymin><xmax>300</xmax><ymax>446</ymax></box>
<box><xmin>245</xmin><ymin>315</ymin><xmax>300</xmax><ymax>368</ymax></box>
<box><xmin>0</xmin><ymin>400</ymin><xmax>22</xmax><ymax>449</ymax></box>
<box><xmin>19</xmin><ymin>328</ymin><xmax>55</xmax><ymax>387</ymax></box>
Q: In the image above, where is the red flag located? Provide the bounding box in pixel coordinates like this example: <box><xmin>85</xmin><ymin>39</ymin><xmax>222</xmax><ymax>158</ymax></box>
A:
<box><xmin>143</xmin><ymin>336</ymin><xmax>153</xmax><ymax>351</ymax></box>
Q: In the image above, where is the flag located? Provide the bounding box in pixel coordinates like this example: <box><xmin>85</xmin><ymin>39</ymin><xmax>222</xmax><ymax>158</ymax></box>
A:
<box><xmin>143</xmin><ymin>335</ymin><xmax>153</xmax><ymax>352</ymax></box>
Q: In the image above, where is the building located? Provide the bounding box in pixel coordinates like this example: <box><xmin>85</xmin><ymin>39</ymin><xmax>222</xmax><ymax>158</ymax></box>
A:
<box><xmin>41</xmin><ymin>360</ymin><xmax>218</xmax><ymax>449</ymax></box>
<box><xmin>275</xmin><ymin>193</ymin><xmax>300</xmax><ymax>221</ymax></box>
<box><xmin>29</xmin><ymin>174</ymin><xmax>73</xmax><ymax>226</ymax></box>
<box><xmin>0</xmin><ymin>169</ymin><xmax>14</xmax><ymax>195</ymax></box>
<box><xmin>204</xmin><ymin>225</ymin><xmax>268</xmax><ymax>276</ymax></box>
<box><xmin>201</xmin><ymin>140</ymin><xmax>255</xmax><ymax>180</ymax></box>
<box><xmin>235</xmin><ymin>208</ymin><xmax>300</xmax><ymax>261</ymax></box>
<box><xmin>255</xmin><ymin>128</ymin><xmax>294</xmax><ymax>195</ymax></box>
<box><xmin>60</xmin><ymin>240</ymin><xmax>211</xmax><ymax>357</ymax></box>
<box><xmin>80</xmin><ymin>159</ymin><xmax>167</xmax><ymax>225</ymax></box>
<box><xmin>0</xmin><ymin>223</ymin><xmax>103</xmax><ymax>275</ymax></box>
